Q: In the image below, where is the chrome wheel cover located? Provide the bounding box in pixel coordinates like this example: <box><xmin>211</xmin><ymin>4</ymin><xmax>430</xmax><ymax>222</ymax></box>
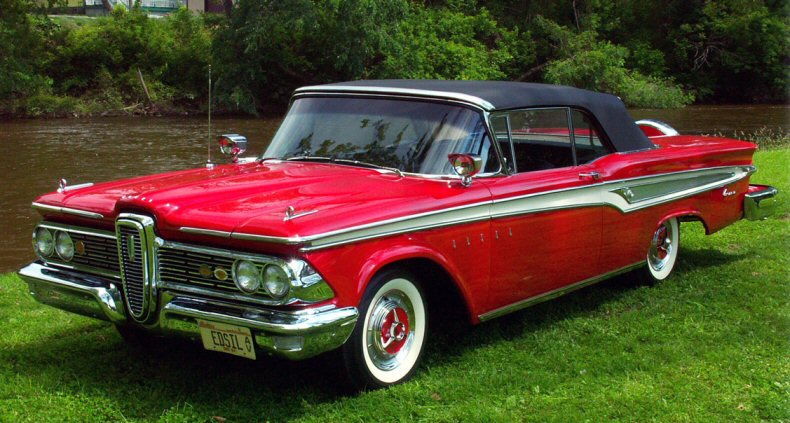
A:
<box><xmin>648</xmin><ymin>221</ymin><xmax>674</xmax><ymax>272</ymax></box>
<box><xmin>365</xmin><ymin>289</ymin><xmax>415</xmax><ymax>371</ymax></box>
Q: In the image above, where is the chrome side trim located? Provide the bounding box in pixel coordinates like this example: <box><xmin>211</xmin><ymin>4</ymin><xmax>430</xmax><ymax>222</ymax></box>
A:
<box><xmin>635</xmin><ymin>119</ymin><xmax>680</xmax><ymax>136</ymax></box>
<box><xmin>177</xmin><ymin>165</ymin><xmax>754</xmax><ymax>252</ymax></box>
<box><xmin>32</xmin><ymin>202</ymin><xmax>104</xmax><ymax>219</ymax></box>
<box><xmin>294</xmin><ymin>85</ymin><xmax>496</xmax><ymax>111</ymax></box>
<box><xmin>612</xmin><ymin>171</ymin><xmax>734</xmax><ymax>204</ymax></box>
<box><xmin>232</xmin><ymin>232</ymin><xmax>305</xmax><ymax>245</ymax></box>
<box><xmin>296</xmin><ymin>201</ymin><xmax>492</xmax><ymax>252</ymax></box>
<box><xmin>479</xmin><ymin>262</ymin><xmax>644</xmax><ymax>321</ymax></box>
<box><xmin>603</xmin><ymin>166</ymin><xmax>753</xmax><ymax>213</ymax></box>
<box><xmin>180</xmin><ymin>227</ymin><xmax>233</xmax><ymax>238</ymax></box>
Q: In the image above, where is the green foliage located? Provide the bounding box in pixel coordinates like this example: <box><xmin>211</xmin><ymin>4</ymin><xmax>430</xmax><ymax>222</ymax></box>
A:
<box><xmin>669</xmin><ymin>1</ymin><xmax>789</xmax><ymax>102</ymax></box>
<box><xmin>1</xmin><ymin>1</ymin><xmax>214</xmax><ymax>116</ymax></box>
<box><xmin>536</xmin><ymin>17</ymin><xmax>693</xmax><ymax>108</ymax></box>
<box><xmin>0</xmin><ymin>0</ymin><xmax>53</xmax><ymax>99</ymax></box>
<box><xmin>1</xmin><ymin>0</ymin><xmax>787</xmax><ymax>116</ymax></box>
<box><xmin>375</xmin><ymin>6</ymin><xmax>527</xmax><ymax>81</ymax></box>
<box><xmin>49</xmin><ymin>6</ymin><xmax>212</xmax><ymax>107</ymax></box>
<box><xmin>212</xmin><ymin>0</ymin><xmax>408</xmax><ymax>112</ymax></box>
<box><xmin>161</xmin><ymin>7</ymin><xmax>212</xmax><ymax>101</ymax></box>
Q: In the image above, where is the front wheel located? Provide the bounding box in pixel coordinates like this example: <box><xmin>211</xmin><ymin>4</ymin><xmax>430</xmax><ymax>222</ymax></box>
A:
<box><xmin>342</xmin><ymin>269</ymin><xmax>428</xmax><ymax>389</ymax></box>
<box><xmin>643</xmin><ymin>217</ymin><xmax>680</xmax><ymax>283</ymax></box>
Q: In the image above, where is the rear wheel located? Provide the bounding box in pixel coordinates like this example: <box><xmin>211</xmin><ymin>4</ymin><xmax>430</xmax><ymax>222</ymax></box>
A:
<box><xmin>342</xmin><ymin>268</ymin><xmax>427</xmax><ymax>389</ymax></box>
<box><xmin>643</xmin><ymin>217</ymin><xmax>680</xmax><ymax>283</ymax></box>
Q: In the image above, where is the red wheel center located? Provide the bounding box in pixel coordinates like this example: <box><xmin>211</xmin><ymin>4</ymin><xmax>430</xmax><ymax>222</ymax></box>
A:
<box><xmin>381</xmin><ymin>307</ymin><xmax>410</xmax><ymax>354</ymax></box>
<box><xmin>655</xmin><ymin>227</ymin><xmax>669</xmax><ymax>259</ymax></box>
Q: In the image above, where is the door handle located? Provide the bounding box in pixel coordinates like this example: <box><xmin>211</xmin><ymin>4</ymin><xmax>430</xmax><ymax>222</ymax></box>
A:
<box><xmin>579</xmin><ymin>171</ymin><xmax>601</xmax><ymax>181</ymax></box>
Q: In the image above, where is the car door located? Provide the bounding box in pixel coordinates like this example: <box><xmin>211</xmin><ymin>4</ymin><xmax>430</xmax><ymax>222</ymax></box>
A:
<box><xmin>483</xmin><ymin>108</ymin><xmax>612</xmax><ymax>313</ymax></box>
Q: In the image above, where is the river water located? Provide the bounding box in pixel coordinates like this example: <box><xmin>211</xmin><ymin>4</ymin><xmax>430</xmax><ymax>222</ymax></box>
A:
<box><xmin>1</xmin><ymin>105</ymin><xmax>787</xmax><ymax>273</ymax></box>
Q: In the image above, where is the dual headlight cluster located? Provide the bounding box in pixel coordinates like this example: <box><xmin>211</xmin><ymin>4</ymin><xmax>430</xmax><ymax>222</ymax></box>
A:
<box><xmin>231</xmin><ymin>258</ymin><xmax>334</xmax><ymax>303</ymax></box>
<box><xmin>233</xmin><ymin>260</ymin><xmax>290</xmax><ymax>299</ymax></box>
<box><xmin>34</xmin><ymin>227</ymin><xmax>75</xmax><ymax>262</ymax></box>
<box><xmin>34</xmin><ymin>223</ymin><xmax>334</xmax><ymax>304</ymax></box>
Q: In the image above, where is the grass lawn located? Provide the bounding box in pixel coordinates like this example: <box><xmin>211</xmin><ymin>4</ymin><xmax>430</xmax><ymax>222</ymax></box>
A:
<box><xmin>0</xmin><ymin>149</ymin><xmax>787</xmax><ymax>422</ymax></box>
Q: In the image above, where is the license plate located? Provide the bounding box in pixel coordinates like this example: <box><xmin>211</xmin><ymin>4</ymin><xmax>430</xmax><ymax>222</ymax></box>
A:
<box><xmin>197</xmin><ymin>319</ymin><xmax>256</xmax><ymax>360</ymax></box>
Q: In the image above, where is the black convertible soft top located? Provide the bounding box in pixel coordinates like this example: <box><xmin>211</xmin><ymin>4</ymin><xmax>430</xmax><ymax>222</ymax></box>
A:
<box><xmin>296</xmin><ymin>80</ymin><xmax>655</xmax><ymax>153</ymax></box>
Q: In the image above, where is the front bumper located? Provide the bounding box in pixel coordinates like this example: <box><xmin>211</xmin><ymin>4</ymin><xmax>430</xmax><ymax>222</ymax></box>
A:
<box><xmin>744</xmin><ymin>185</ymin><xmax>778</xmax><ymax>221</ymax></box>
<box><xmin>18</xmin><ymin>262</ymin><xmax>358</xmax><ymax>360</ymax></box>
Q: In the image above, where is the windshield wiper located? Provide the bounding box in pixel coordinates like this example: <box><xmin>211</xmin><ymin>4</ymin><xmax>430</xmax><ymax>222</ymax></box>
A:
<box><xmin>285</xmin><ymin>156</ymin><xmax>403</xmax><ymax>176</ymax></box>
<box><xmin>285</xmin><ymin>155</ymin><xmax>334</xmax><ymax>163</ymax></box>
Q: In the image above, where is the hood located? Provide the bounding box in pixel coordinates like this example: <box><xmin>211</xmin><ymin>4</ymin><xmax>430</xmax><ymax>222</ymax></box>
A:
<box><xmin>36</xmin><ymin>161</ymin><xmax>490</xmax><ymax>240</ymax></box>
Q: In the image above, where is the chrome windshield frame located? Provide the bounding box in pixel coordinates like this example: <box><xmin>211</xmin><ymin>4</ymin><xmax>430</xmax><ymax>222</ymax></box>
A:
<box><xmin>269</xmin><ymin>93</ymin><xmax>508</xmax><ymax>178</ymax></box>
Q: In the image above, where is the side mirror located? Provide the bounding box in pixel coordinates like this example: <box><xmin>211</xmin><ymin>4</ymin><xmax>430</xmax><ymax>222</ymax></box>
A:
<box><xmin>218</xmin><ymin>134</ymin><xmax>248</xmax><ymax>163</ymax></box>
<box><xmin>447</xmin><ymin>154</ymin><xmax>482</xmax><ymax>187</ymax></box>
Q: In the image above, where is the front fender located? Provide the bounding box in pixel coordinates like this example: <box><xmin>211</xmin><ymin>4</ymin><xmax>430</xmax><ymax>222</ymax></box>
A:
<box><xmin>304</xmin><ymin>225</ymin><xmax>490</xmax><ymax>319</ymax></box>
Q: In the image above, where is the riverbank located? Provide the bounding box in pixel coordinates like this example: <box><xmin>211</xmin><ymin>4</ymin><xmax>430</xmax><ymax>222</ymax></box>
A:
<box><xmin>1</xmin><ymin>148</ymin><xmax>786</xmax><ymax>421</ymax></box>
<box><xmin>0</xmin><ymin>95</ymin><xmax>285</xmax><ymax>120</ymax></box>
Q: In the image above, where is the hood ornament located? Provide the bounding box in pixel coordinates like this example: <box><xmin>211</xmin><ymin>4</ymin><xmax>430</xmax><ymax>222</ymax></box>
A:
<box><xmin>284</xmin><ymin>206</ymin><xmax>319</xmax><ymax>221</ymax></box>
<box><xmin>56</xmin><ymin>178</ymin><xmax>94</xmax><ymax>194</ymax></box>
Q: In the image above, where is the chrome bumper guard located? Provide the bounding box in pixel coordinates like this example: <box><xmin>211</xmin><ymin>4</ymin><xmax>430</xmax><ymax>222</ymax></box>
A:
<box><xmin>18</xmin><ymin>262</ymin><xmax>358</xmax><ymax>360</ymax></box>
<box><xmin>744</xmin><ymin>185</ymin><xmax>778</xmax><ymax>221</ymax></box>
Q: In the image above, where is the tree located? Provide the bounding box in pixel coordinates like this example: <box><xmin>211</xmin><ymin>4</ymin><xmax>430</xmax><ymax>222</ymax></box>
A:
<box><xmin>212</xmin><ymin>0</ymin><xmax>408</xmax><ymax>112</ymax></box>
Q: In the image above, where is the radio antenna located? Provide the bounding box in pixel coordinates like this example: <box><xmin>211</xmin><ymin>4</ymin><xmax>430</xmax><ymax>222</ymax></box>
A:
<box><xmin>206</xmin><ymin>64</ymin><xmax>214</xmax><ymax>169</ymax></box>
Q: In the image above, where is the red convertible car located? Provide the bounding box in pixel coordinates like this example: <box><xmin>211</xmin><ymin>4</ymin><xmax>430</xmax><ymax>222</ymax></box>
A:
<box><xmin>19</xmin><ymin>80</ymin><xmax>777</xmax><ymax>388</ymax></box>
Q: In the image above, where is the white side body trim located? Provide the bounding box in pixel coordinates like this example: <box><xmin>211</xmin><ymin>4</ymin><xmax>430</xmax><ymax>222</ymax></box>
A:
<box><xmin>180</xmin><ymin>165</ymin><xmax>754</xmax><ymax>252</ymax></box>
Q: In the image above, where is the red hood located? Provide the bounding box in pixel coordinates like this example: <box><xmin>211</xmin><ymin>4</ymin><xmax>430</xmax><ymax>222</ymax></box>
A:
<box><xmin>36</xmin><ymin>161</ymin><xmax>489</xmax><ymax>240</ymax></box>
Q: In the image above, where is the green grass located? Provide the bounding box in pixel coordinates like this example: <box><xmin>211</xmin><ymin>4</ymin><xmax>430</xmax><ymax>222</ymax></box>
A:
<box><xmin>1</xmin><ymin>149</ymin><xmax>788</xmax><ymax>422</ymax></box>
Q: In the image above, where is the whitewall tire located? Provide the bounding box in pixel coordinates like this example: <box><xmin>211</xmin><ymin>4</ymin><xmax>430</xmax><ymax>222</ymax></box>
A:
<box><xmin>343</xmin><ymin>269</ymin><xmax>427</xmax><ymax>389</ymax></box>
<box><xmin>645</xmin><ymin>217</ymin><xmax>680</xmax><ymax>282</ymax></box>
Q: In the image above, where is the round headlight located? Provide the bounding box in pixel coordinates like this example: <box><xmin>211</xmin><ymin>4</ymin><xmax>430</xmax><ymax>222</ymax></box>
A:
<box><xmin>34</xmin><ymin>228</ymin><xmax>54</xmax><ymax>257</ymax></box>
<box><xmin>262</xmin><ymin>265</ymin><xmax>290</xmax><ymax>299</ymax></box>
<box><xmin>55</xmin><ymin>231</ymin><xmax>74</xmax><ymax>261</ymax></box>
<box><xmin>233</xmin><ymin>260</ymin><xmax>261</xmax><ymax>293</ymax></box>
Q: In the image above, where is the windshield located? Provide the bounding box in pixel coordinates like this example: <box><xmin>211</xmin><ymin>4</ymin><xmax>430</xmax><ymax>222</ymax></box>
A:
<box><xmin>264</xmin><ymin>97</ymin><xmax>499</xmax><ymax>175</ymax></box>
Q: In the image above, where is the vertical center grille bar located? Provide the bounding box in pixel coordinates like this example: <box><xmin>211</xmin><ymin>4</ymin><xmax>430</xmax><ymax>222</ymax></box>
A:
<box><xmin>116</xmin><ymin>214</ymin><xmax>157</xmax><ymax>322</ymax></box>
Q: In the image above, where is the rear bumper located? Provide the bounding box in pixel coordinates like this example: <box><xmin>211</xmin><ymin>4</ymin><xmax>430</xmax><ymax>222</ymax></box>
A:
<box><xmin>744</xmin><ymin>185</ymin><xmax>778</xmax><ymax>221</ymax></box>
<box><xmin>18</xmin><ymin>262</ymin><xmax>358</xmax><ymax>360</ymax></box>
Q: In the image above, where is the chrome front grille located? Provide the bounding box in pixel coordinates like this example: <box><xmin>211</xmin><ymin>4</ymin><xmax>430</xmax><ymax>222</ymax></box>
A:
<box><xmin>118</xmin><ymin>226</ymin><xmax>145</xmax><ymax>316</ymax></box>
<box><xmin>157</xmin><ymin>244</ymin><xmax>276</xmax><ymax>303</ymax></box>
<box><xmin>35</xmin><ymin>223</ymin><xmax>120</xmax><ymax>278</ymax></box>
<box><xmin>70</xmin><ymin>232</ymin><xmax>120</xmax><ymax>274</ymax></box>
<box><xmin>116</xmin><ymin>214</ymin><xmax>156</xmax><ymax>322</ymax></box>
<box><xmin>159</xmin><ymin>247</ymin><xmax>238</xmax><ymax>292</ymax></box>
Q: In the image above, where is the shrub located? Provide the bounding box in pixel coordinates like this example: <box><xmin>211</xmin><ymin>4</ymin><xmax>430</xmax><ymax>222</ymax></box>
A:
<box><xmin>0</xmin><ymin>0</ymin><xmax>53</xmax><ymax>99</ymax></box>
<box><xmin>537</xmin><ymin>17</ymin><xmax>693</xmax><ymax>108</ymax></box>
<box><xmin>212</xmin><ymin>0</ymin><xmax>408</xmax><ymax>112</ymax></box>
<box><xmin>374</xmin><ymin>6</ymin><xmax>525</xmax><ymax>81</ymax></box>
